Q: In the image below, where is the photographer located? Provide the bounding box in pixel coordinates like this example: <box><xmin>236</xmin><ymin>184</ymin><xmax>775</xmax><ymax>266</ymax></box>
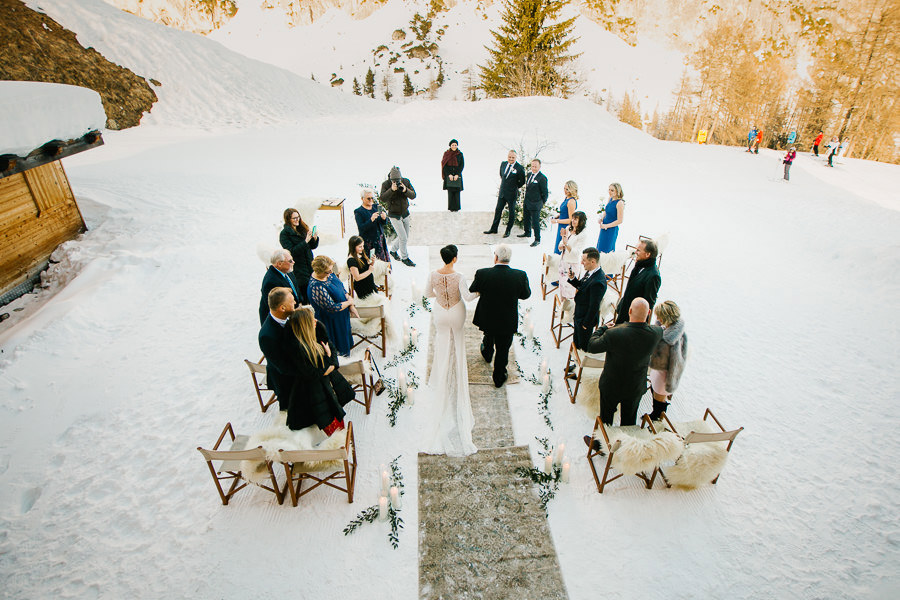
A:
<box><xmin>380</xmin><ymin>166</ymin><xmax>417</xmax><ymax>267</ymax></box>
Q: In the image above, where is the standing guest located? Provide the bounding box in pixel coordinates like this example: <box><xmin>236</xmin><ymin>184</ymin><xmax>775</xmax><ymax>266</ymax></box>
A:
<box><xmin>556</xmin><ymin>211</ymin><xmax>588</xmax><ymax>295</ymax></box>
<box><xmin>747</xmin><ymin>126</ymin><xmax>757</xmax><ymax>152</ymax></box>
<box><xmin>754</xmin><ymin>128</ymin><xmax>763</xmax><ymax>154</ymax></box>
<box><xmin>813</xmin><ymin>131</ymin><xmax>824</xmax><ymax>157</ymax></box>
<box><xmin>441</xmin><ymin>139</ymin><xmax>464</xmax><ymax>212</ymax></box>
<box><xmin>596</xmin><ymin>183</ymin><xmax>625</xmax><ymax>253</ymax></box>
<box><xmin>346</xmin><ymin>235</ymin><xmax>378</xmax><ymax>299</ymax></box>
<box><xmin>826</xmin><ymin>137</ymin><xmax>841</xmax><ymax>167</ymax></box>
<box><xmin>307</xmin><ymin>255</ymin><xmax>357</xmax><ymax>357</ymax></box>
<box><xmin>517</xmin><ymin>158</ymin><xmax>548</xmax><ymax>248</ymax></box>
<box><xmin>783</xmin><ymin>146</ymin><xmax>797</xmax><ymax>181</ymax></box>
<box><xmin>550</xmin><ymin>181</ymin><xmax>578</xmax><ymax>255</ymax></box>
<box><xmin>380</xmin><ymin>166</ymin><xmax>417</xmax><ymax>267</ymax></box>
<box><xmin>354</xmin><ymin>187</ymin><xmax>390</xmax><ymax>263</ymax></box>
<box><xmin>280</xmin><ymin>208</ymin><xmax>319</xmax><ymax>304</ymax></box>
<box><xmin>615</xmin><ymin>239</ymin><xmax>661</xmax><ymax>325</ymax></box>
<box><xmin>484</xmin><ymin>149</ymin><xmax>526</xmax><ymax>237</ymax></box>
<box><xmin>470</xmin><ymin>244</ymin><xmax>531</xmax><ymax>387</ymax></box>
<box><xmin>585</xmin><ymin>298</ymin><xmax>663</xmax><ymax>427</ymax></box>
<box><xmin>566</xmin><ymin>247</ymin><xmax>607</xmax><ymax>353</ymax></box>
<box><xmin>258</xmin><ymin>249</ymin><xmax>300</xmax><ymax>325</ymax></box>
<box><xmin>646</xmin><ymin>300</ymin><xmax>688</xmax><ymax>422</ymax></box>
<box><xmin>285</xmin><ymin>307</ymin><xmax>354</xmax><ymax>435</ymax></box>
<box><xmin>258</xmin><ymin>287</ymin><xmax>297</xmax><ymax>411</ymax></box>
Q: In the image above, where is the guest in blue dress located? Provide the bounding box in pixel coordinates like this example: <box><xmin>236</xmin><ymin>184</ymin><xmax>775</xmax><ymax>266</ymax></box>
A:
<box><xmin>596</xmin><ymin>182</ymin><xmax>625</xmax><ymax>253</ymax></box>
<box><xmin>307</xmin><ymin>255</ymin><xmax>357</xmax><ymax>357</ymax></box>
<box><xmin>550</xmin><ymin>181</ymin><xmax>578</xmax><ymax>256</ymax></box>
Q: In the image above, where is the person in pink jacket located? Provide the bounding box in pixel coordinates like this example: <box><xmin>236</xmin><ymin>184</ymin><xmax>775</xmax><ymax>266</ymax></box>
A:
<box><xmin>783</xmin><ymin>147</ymin><xmax>797</xmax><ymax>181</ymax></box>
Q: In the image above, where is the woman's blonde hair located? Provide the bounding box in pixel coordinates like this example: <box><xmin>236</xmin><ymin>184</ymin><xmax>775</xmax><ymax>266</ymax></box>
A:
<box><xmin>311</xmin><ymin>255</ymin><xmax>335</xmax><ymax>276</ymax></box>
<box><xmin>289</xmin><ymin>307</ymin><xmax>325</xmax><ymax>367</ymax></box>
<box><xmin>654</xmin><ymin>300</ymin><xmax>681</xmax><ymax>327</ymax></box>
<box><xmin>609</xmin><ymin>183</ymin><xmax>623</xmax><ymax>200</ymax></box>
<box><xmin>564</xmin><ymin>180</ymin><xmax>579</xmax><ymax>200</ymax></box>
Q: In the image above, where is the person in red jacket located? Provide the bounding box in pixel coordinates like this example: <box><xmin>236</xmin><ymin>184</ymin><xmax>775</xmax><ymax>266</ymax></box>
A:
<box><xmin>754</xmin><ymin>129</ymin><xmax>763</xmax><ymax>153</ymax></box>
<box><xmin>813</xmin><ymin>131</ymin><xmax>824</xmax><ymax>157</ymax></box>
<box><xmin>783</xmin><ymin>147</ymin><xmax>797</xmax><ymax>181</ymax></box>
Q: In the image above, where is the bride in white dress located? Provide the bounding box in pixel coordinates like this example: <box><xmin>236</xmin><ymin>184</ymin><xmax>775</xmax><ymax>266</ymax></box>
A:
<box><xmin>424</xmin><ymin>245</ymin><xmax>479</xmax><ymax>456</ymax></box>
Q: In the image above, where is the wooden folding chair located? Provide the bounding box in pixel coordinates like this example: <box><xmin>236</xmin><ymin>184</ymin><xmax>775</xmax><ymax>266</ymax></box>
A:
<box><xmin>585</xmin><ymin>415</ymin><xmax>665</xmax><ymax>493</ymax></box>
<box><xmin>563</xmin><ymin>341</ymin><xmax>605</xmax><ymax>404</ymax></box>
<box><xmin>277</xmin><ymin>422</ymin><xmax>357</xmax><ymax>506</ymax></box>
<box><xmin>539</xmin><ymin>253</ymin><xmax>555</xmax><ymax>300</ymax></box>
<box><xmin>549</xmin><ymin>294</ymin><xmax>574</xmax><ymax>349</ymax></box>
<box><xmin>197</xmin><ymin>422</ymin><xmax>284</xmax><ymax>505</ymax></box>
<box><xmin>347</xmin><ymin>263</ymin><xmax>392</xmax><ymax>300</ymax></box>
<box><xmin>244</xmin><ymin>357</ymin><xmax>278</xmax><ymax>412</ymax></box>
<box><xmin>351</xmin><ymin>305</ymin><xmax>386</xmax><ymax>357</ymax></box>
<box><xmin>338</xmin><ymin>349</ymin><xmax>375</xmax><ymax>414</ymax></box>
<box><xmin>657</xmin><ymin>409</ymin><xmax>743</xmax><ymax>486</ymax></box>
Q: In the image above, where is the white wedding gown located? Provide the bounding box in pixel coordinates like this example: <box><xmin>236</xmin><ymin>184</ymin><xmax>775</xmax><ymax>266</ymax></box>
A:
<box><xmin>424</xmin><ymin>270</ymin><xmax>478</xmax><ymax>456</ymax></box>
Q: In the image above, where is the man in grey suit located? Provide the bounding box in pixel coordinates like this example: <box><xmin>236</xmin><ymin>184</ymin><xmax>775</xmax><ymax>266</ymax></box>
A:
<box><xmin>484</xmin><ymin>149</ymin><xmax>526</xmax><ymax>238</ymax></box>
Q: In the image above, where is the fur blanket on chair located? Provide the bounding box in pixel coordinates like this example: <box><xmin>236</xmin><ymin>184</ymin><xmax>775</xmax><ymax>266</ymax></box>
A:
<box><xmin>574</xmin><ymin>366</ymin><xmax>604</xmax><ymax>415</ymax></box>
<box><xmin>351</xmin><ymin>291</ymin><xmax>397</xmax><ymax>343</ymax></box>
<box><xmin>657</xmin><ymin>419</ymin><xmax>730</xmax><ymax>489</ymax></box>
<box><xmin>593</xmin><ymin>425</ymin><xmax>683</xmax><ymax>476</ymax></box>
<box><xmin>598</xmin><ymin>250</ymin><xmax>630</xmax><ymax>277</ymax></box>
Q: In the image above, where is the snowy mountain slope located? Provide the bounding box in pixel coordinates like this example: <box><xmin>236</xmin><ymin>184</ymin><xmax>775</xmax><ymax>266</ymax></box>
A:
<box><xmin>26</xmin><ymin>0</ymin><xmax>382</xmax><ymax>129</ymax></box>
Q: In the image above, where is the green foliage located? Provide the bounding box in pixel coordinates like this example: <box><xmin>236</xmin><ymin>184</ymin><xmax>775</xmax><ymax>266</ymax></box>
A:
<box><xmin>436</xmin><ymin>62</ymin><xmax>445</xmax><ymax>86</ymax></box>
<box><xmin>352</xmin><ymin>77</ymin><xmax>361</xmax><ymax>95</ymax></box>
<box><xmin>343</xmin><ymin>505</ymin><xmax>379</xmax><ymax>535</ymax></box>
<box><xmin>403</xmin><ymin>73</ymin><xmax>414</xmax><ymax>96</ymax></box>
<box><xmin>480</xmin><ymin>0</ymin><xmax>580</xmax><ymax>98</ymax></box>
<box><xmin>410</xmin><ymin>13</ymin><xmax>433</xmax><ymax>41</ymax></box>
<box><xmin>382</xmin><ymin>72</ymin><xmax>393</xmax><ymax>101</ymax></box>
<box><xmin>364</xmin><ymin>68</ymin><xmax>375</xmax><ymax>98</ymax></box>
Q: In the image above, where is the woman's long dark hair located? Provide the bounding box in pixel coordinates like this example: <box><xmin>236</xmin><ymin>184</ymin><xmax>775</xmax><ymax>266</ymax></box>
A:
<box><xmin>348</xmin><ymin>235</ymin><xmax>369</xmax><ymax>267</ymax></box>
<box><xmin>571</xmin><ymin>211</ymin><xmax>587</xmax><ymax>235</ymax></box>
<box><xmin>283</xmin><ymin>208</ymin><xmax>309</xmax><ymax>236</ymax></box>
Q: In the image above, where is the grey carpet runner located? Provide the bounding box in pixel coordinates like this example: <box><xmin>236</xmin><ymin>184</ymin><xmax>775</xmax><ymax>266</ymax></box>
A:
<box><xmin>418</xmin><ymin>246</ymin><xmax>568</xmax><ymax>600</ymax></box>
<box><xmin>407</xmin><ymin>211</ymin><xmax>532</xmax><ymax>247</ymax></box>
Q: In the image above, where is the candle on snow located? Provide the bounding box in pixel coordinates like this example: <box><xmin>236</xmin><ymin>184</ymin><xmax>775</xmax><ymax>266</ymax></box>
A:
<box><xmin>544</xmin><ymin>454</ymin><xmax>553</xmax><ymax>474</ymax></box>
<box><xmin>411</xmin><ymin>282</ymin><xmax>420</xmax><ymax>300</ymax></box>
<box><xmin>541</xmin><ymin>374</ymin><xmax>550</xmax><ymax>394</ymax></box>
<box><xmin>402</xmin><ymin>332</ymin><xmax>410</xmax><ymax>347</ymax></box>
<box><xmin>398</xmin><ymin>370</ymin><xmax>407</xmax><ymax>394</ymax></box>
<box><xmin>378</xmin><ymin>496</ymin><xmax>389</xmax><ymax>521</ymax></box>
<box><xmin>380</xmin><ymin>465</ymin><xmax>390</xmax><ymax>495</ymax></box>
<box><xmin>390</xmin><ymin>486</ymin><xmax>402</xmax><ymax>510</ymax></box>
<box><xmin>406</xmin><ymin>386</ymin><xmax>415</xmax><ymax>406</ymax></box>
<box><xmin>554</xmin><ymin>443</ymin><xmax>566</xmax><ymax>466</ymax></box>
<box><xmin>540</xmin><ymin>358</ymin><xmax>548</xmax><ymax>375</ymax></box>
<box><xmin>561</xmin><ymin>461</ymin><xmax>571</xmax><ymax>483</ymax></box>
<box><xmin>411</xmin><ymin>327</ymin><xmax>419</xmax><ymax>346</ymax></box>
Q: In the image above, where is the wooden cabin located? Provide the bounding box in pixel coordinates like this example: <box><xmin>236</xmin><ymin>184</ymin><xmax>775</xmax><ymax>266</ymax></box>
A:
<box><xmin>0</xmin><ymin>132</ymin><xmax>103</xmax><ymax>305</ymax></box>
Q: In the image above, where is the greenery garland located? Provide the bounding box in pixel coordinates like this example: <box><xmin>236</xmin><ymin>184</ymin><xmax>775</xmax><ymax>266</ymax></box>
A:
<box><xmin>343</xmin><ymin>456</ymin><xmax>405</xmax><ymax>549</ymax></box>
<box><xmin>515</xmin><ymin>360</ymin><xmax>554</xmax><ymax>430</ymax></box>
<box><xmin>384</xmin><ymin>339</ymin><xmax>418</xmax><ymax>369</ymax></box>
<box><xmin>515</xmin><ymin>437</ymin><xmax>563</xmax><ymax>514</ymax></box>
<box><xmin>385</xmin><ymin>371</ymin><xmax>420</xmax><ymax>427</ymax></box>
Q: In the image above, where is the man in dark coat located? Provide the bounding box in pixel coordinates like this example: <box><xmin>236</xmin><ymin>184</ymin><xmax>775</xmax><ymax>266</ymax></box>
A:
<box><xmin>518</xmin><ymin>158</ymin><xmax>548</xmax><ymax>247</ymax></box>
<box><xmin>380</xmin><ymin>166</ymin><xmax>417</xmax><ymax>267</ymax></box>
<box><xmin>484</xmin><ymin>149</ymin><xmax>526</xmax><ymax>238</ymax></box>
<box><xmin>470</xmin><ymin>244</ymin><xmax>531</xmax><ymax>387</ymax></box>
<box><xmin>586</xmin><ymin>298</ymin><xmax>663</xmax><ymax>426</ymax></box>
<box><xmin>258</xmin><ymin>287</ymin><xmax>297</xmax><ymax>411</ymax></box>
<box><xmin>615</xmin><ymin>239</ymin><xmax>661</xmax><ymax>325</ymax></box>
<box><xmin>567</xmin><ymin>247</ymin><xmax>607</xmax><ymax>352</ymax></box>
<box><xmin>259</xmin><ymin>249</ymin><xmax>301</xmax><ymax>325</ymax></box>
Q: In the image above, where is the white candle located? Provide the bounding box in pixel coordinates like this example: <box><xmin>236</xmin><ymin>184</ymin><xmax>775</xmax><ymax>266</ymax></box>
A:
<box><xmin>544</xmin><ymin>454</ymin><xmax>553</xmax><ymax>474</ymax></box>
<box><xmin>411</xmin><ymin>327</ymin><xmax>419</xmax><ymax>346</ymax></box>
<box><xmin>562</xmin><ymin>461</ymin><xmax>571</xmax><ymax>483</ymax></box>
<box><xmin>378</xmin><ymin>496</ymin><xmax>389</xmax><ymax>521</ymax></box>
<box><xmin>540</xmin><ymin>359</ymin><xmax>548</xmax><ymax>375</ymax></box>
<box><xmin>541</xmin><ymin>374</ymin><xmax>550</xmax><ymax>394</ymax></box>
<box><xmin>381</xmin><ymin>467</ymin><xmax>390</xmax><ymax>495</ymax></box>
<box><xmin>390</xmin><ymin>486</ymin><xmax>402</xmax><ymax>510</ymax></box>
<box><xmin>528</xmin><ymin>323</ymin><xmax>535</xmax><ymax>339</ymax></box>
<box><xmin>402</xmin><ymin>332</ymin><xmax>410</xmax><ymax>347</ymax></box>
<box><xmin>411</xmin><ymin>282</ymin><xmax>419</xmax><ymax>299</ymax></box>
<box><xmin>406</xmin><ymin>386</ymin><xmax>415</xmax><ymax>405</ymax></box>
<box><xmin>554</xmin><ymin>443</ymin><xmax>566</xmax><ymax>466</ymax></box>
<box><xmin>403</xmin><ymin>319</ymin><xmax>409</xmax><ymax>332</ymax></box>
<box><xmin>398</xmin><ymin>370</ymin><xmax>407</xmax><ymax>393</ymax></box>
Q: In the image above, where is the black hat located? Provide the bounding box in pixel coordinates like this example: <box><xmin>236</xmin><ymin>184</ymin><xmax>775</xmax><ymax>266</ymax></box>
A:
<box><xmin>449</xmin><ymin>139</ymin><xmax>459</xmax><ymax>146</ymax></box>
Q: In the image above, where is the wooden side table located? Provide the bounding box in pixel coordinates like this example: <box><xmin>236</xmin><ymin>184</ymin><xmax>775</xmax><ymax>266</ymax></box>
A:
<box><xmin>319</xmin><ymin>197</ymin><xmax>346</xmax><ymax>237</ymax></box>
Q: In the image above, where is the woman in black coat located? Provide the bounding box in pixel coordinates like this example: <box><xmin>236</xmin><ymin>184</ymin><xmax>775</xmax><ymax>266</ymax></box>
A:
<box><xmin>280</xmin><ymin>208</ymin><xmax>319</xmax><ymax>303</ymax></box>
<box><xmin>285</xmin><ymin>308</ymin><xmax>354</xmax><ymax>435</ymax></box>
<box><xmin>441</xmin><ymin>139</ymin><xmax>464</xmax><ymax>212</ymax></box>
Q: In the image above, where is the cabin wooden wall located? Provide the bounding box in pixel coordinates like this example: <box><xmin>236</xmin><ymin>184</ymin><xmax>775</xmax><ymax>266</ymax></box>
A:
<box><xmin>0</xmin><ymin>161</ymin><xmax>86</xmax><ymax>297</ymax></box>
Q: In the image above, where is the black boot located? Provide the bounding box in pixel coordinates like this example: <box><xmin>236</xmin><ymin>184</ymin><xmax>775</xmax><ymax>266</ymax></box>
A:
<box><xmin>648</xmin><ymin>400</ymin><xmax>669</xmax><ymax>421</ymax></box>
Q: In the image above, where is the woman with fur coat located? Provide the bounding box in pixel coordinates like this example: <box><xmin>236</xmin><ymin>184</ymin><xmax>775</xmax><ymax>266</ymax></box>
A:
<box><xmin>646</xmin><ymin>300</ymin><xmax>688</xmax><ymax>421</ymax></box>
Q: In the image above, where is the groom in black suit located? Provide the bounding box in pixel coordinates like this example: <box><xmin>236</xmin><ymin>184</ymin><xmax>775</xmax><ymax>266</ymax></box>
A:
<box><xmin>470</xmin><ymin>244</ymin><xmax>532</xmax><ymax>387</ymax></box>
<box><xmin>567</xmin><ymin>247</ymin><xmax>607</xmax><ymax>351</ymax></box>
<box><xmin>484</xmin><ymin>149</ymin><xmax>526</xmax><ymax>238</ymax></box>
<box><xmin>518</xmin><ymin>158</ymin><xmax>549</xmax><ymax>247</ymax></box>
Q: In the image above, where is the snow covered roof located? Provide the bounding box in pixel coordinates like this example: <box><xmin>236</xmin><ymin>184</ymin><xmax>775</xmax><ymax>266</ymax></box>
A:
<box><xmin>0</xmin><ymin>81</ymin><xmax>106</xmax><ymax>157</ymax></box>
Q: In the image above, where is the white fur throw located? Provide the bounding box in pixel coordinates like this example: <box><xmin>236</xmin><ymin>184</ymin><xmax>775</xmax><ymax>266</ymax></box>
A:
<box><xmin>351</xmin><ymin>292</ymin><xmax>397</xmax><ymax>342</ymax></box>
<box><xmin>598</xmin><ymin>250</ymin><xmax>629</xmax><ymax>276</ymax></box>
<box><xmin>658</xmin><ymin>419</ymin><xmax>730</xmax><ymax>489</ymax></box>
<box><xmin>594</xmin><ymin>425</ymin><xmax>684</xmax><ymax>476</ymax></box>
<box><xmin>545</xmin><ymin>253</ymin><xmax>560</xmax><ymax>276</ymax></box>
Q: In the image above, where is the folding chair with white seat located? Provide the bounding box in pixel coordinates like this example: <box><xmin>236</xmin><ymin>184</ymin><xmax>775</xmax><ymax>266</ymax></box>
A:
<box><xmin>197</xmin><ymin>422</ymin><xmax>284</xmax><ymax>505</ymax></box>
<box><xmin>277</xmin><ymin>422</ymin><xmax>357</xmax><ymax>506</ymax></box>
<box><xmin>347</xmin><ymin>261</ymin><xmax>393</xmax><ymax>300</ymax></box>
<box><xmin>244</xmin><ymin>357</ymin><xmax>278</xmax><ymax>412</ymax></box>
<box><xmin>564</xmin><ymin>341</ymin><xmax>605</xmax><ymax>404</ymax></box>
<box><xmin>351</xmin><ymin>305</ymin><xmax>387</xmax><ymax>357</ymax></box>
<box><xmin>654</xmin><ymin>409</ymin><xmax>743</xmax><ymax>487</ymax></box>
<box><xmin>585</xmin><ymin>415</ymin><xmax>683</xmax><ymax>493</ymax></box>
<box><xmin>338</xmin><ymin>349</ymin><xmax>375</xmax><ymax>414</ymax></box>
<box><xmin>539</xmin><ymin>253</ymin><xmax>558</xmax><ymax>300</ymax></box>
<box><xmin>549</xmin><ymin>294</ymin><xmax>575</xmax><ymax>348</ymax></box>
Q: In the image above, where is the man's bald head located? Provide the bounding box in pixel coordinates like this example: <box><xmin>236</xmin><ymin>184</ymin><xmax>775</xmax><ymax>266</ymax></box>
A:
<box><xmin>628</xmin><ymin>297</ymin><xmax>650</xmax><ymax>323</ymax></box>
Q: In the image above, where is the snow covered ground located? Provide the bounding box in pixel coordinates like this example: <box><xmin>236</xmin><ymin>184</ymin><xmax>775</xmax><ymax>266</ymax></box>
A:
<box><xmin>2</xmin><ymin>2</ymin><xmax>900</xmax><ymax>599</ymax></box>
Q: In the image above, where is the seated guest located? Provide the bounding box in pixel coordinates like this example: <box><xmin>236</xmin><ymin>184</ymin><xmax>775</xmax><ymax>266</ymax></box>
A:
<box><xmin>280</xmin><ymin>208</ymin><xmax>319</xmax><ymax>304</ymax></box>
<box><xmin>566</xmin><ymin>247</ymin><xmax>607</xmax><ymax>354</ymax></box>
<box><xmin>285</xmin><ymin>307</ymin><xmax>354</xmax><ymax>434</ymax></box>
<box><xmin>646</xmin><ymin>300</ymin><xmax>688</xmax><ymax>421</ymax></box>
<box><xmin>347</xmin><ymin>235</ymin><xmax>378</xmax><ymax>299</ymax></box>
<box><xmin>354</xmin><ymin>187</ymin><xmax>390</xmax><ymax>262</ymax></box>
<box><xmin>259</xmin><ymin>249</ymin><xmax>300</xmax><ymax>325</ymax></box>
<box><xmin>258</xmin><ymin>287</ymin><xmax>297</xmax><ymax>411</ymax></box>
<box><xmin>585</xmin><ymin>298</ymin><xmax>662</xmax><ymax>427</ymax></box>
<box><xmin>556</xmin><ymin>210</ymin><xmax>589</xmax><ymax>296</ymax></box>
<box><xmin>307</xmin><ymin>255</ymin><xmax>357</xmax><ymax>357</ymax></box>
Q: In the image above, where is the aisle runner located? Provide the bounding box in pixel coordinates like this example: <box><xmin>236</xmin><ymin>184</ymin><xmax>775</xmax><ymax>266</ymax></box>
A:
<box><xmin>407</xmin><ymin>211</ymin><xmax>533</xmax><ymax>247</ymax></box>
<box><xmin>418</xmin><ymin>246</ymin><xmax>568</xmax><ymax>600</ymax></box>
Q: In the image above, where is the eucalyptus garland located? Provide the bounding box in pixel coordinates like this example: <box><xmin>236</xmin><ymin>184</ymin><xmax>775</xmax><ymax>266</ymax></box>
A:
<box><xmin>515</xmin><ymin>361</ymin><xmax>554</xmax><ymax>429</ymax></box>
<box><xmin>514</xmin><ymin>331</ymin><xmax>542</xmax><ymax>353</ymax></box>
<box><xmin>385</xmin><ymin>371</ymin><xmax>420</xmax><ymax>427</ymax></box>
<box><xmin>384</xmin><ymin>339</ymin><xmax>418</xmax><ymax>369</ymax></box>
<box><xmin>343</xmin><ymin>456</ymin><xmax>405</xmax><ymax>549</ymax></box>
<box><xmin>515</xmin><ymin>438</ymin><xmax>563</xmax><ymax>513</ymax></box>
<box><xmin>406</xmin><ymin>297</ymin><xmax>432</xmax><ymax>317</ymax></box>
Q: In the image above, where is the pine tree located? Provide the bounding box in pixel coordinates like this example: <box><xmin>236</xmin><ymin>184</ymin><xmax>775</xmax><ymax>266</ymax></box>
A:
<box><xmin>436</xmin><ymin>62</ymin><xmax>445</xmax><ymax>87</ymax></box>
<box><xmin>403</xmin><ymin>73</ymin><xmax>415</xmax><ymax>97</ymax></box>
<box><xmin>479</xmin><ymin>0</ymin><xmax>580</xmax><ymax>98</ymax></box>
<box><xmin>364</xmin><ymin>68</ymin><xmax>376</xmax><ymax>98</ymax></box>
<box><xmin>382</xmin><ymin>72</ymin><xmax>393</xmax><ymax>101</ymax></box>
<box><xmin>352</xmin><ymin>77</ymin><xmax>361</xmax><ymax>96</ymax></box>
